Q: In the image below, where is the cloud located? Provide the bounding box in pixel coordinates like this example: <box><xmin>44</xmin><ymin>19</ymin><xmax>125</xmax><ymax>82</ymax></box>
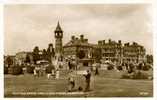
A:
<box><xmin>4</xmin><ymin>4</ymin><xmax>153</xmax><ymax>55</ymax></box>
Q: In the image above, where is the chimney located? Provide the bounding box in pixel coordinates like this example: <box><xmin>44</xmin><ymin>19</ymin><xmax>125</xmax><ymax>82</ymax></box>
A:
<box><xmin>71</xmin><ymin>35</ymin><xmax>75</xmax><ymax>41</ymax></box>
<box><xmin>84</xmin><ymin>39</ymin><xmax>88</xmax><ymax>43</ymax></box>
<box><xmin>118</xmin><ymin>40</ymin><xmax>121</xmax><ymax>44</ymax></box>
<box><xmin>49</xmin><ymin>43</ymin><xmax>53</xmax><ymax>47</ymax></box>
<box><xmin>103</xmin><ymin>40</ymin><xmax>105</xmax><ymax>45</ymax></box>
<box><xmin>75</xmin><ymin>37</ymin><xmax>78</xmax><ymax>40</ymax></box>
<box><xmin>124</xmin><ymin>43</ymin><xmax>129</xmax><ymax>46</ymax></box>
<box><xmin>133</xmin><ymin>42</ymin><xmax>137</xmax><ymax>45</ymax></box>
<box><xmin>109</xmin><ymin>39</ymin><xmax>111</xmax><ymax>43</ymax></box>
<box><xmin>98</xmin><ymin>40</ymin><xmax>102</xmax><ymax>45</ymax></box>
<box><xmin>80</xmin><ymin>34</ymin><xmax>84</xmax><ymax>42</ymax></box>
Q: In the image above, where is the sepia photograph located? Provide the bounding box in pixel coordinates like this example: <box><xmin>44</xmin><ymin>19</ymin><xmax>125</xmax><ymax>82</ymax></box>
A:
<box><xmin>3</xmin><ymin>4</ymin><xmax>153</xmax><ymax>97</ymax></box>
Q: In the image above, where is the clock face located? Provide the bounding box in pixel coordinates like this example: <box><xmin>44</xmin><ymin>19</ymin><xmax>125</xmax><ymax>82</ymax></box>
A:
<box><xmin>55</xmin><ymin>32</ymin><xmax>62</xmax><ymax>37</ymax></box>
<box><xmin>55</xmin><ymin>33</ymin><xmax>58</xmax><ymax>36</ymax></box>
<box><xmin>60</xmin><ymin>33</ymin><xmax>62</xmax><ymax>36</ymax></box>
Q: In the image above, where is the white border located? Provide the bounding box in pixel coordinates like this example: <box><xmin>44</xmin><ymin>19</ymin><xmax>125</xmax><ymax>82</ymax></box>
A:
<box><xmin>0</xmin><ymin>0</ymin><xmax>157</xmax><ymax>100</ymax></box>
<box><xmin>3</xmin><ymin>0</ymin><xmax>154</xmax><ymax>4</ymax></box>
<box><xmin>0</xmin><ymin>3</ymin><xmax>4</xmax><ymax>99</ymax></box>
<box><xmin>153</xmin><ymin>0</ymin><xmax>157</xmax><ymax>100</ymax></box>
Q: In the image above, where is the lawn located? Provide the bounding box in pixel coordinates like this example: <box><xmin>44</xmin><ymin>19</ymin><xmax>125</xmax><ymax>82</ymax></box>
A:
<box><xmin>4</xmin><ymin>69</ymin><xmax>153</xmax><ymax>97</ymax></box>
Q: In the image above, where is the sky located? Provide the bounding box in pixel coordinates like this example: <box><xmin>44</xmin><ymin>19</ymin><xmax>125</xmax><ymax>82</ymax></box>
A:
<box><xmin>4</xmin><ymin>4</ymin><xmax>153</xmax><ymax>55</ymax></box>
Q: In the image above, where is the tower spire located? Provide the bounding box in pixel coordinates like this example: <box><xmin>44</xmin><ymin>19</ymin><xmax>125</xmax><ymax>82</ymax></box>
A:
<box><xmin>55</xmin><ymin>21</ymin><xmax>63</xmax><ymax>33</ymax></box>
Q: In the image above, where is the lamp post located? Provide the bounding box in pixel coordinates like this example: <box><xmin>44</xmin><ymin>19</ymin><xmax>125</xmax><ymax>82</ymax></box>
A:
<box><xmin>76</xmin><ymin>45</ymin><xmax>79</xmax><ymax>71</ymax></box>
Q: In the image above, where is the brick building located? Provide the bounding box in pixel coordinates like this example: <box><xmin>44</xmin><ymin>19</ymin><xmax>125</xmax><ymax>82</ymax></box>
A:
<box><xmin>63</xmin><ymin>35</ymin><xmax>93</xmax><ymax>66</ymax></box>
<box><xmin>97</xmin><ymin>40</ymin><xmax>146</xmax><ymax>64</ymax></box>
<box><xmin>97</xmin><ymin>39</ymin><xmax>123</xmax><ymax>64</ymax></box>
<box><xmin>123</xmin><ymin>42</ymin><xmax>146</xmax><ymax>64</ymax></box>
<box><xmin>56</xmin><ymin>22</ymin><xmax>146</xmax><ymax>66</ymax></box>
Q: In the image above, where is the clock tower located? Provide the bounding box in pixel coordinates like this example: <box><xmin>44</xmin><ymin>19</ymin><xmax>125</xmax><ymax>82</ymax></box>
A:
<box><xmin>54</xmin><ymin>21</ymin><xmax>63</xmax><ymax>58</ymax></box>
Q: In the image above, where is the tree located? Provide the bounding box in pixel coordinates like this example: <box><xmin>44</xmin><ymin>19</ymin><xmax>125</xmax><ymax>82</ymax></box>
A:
<box><xmin>47</xmin><ymin>43</ymin><xmax>55</xmax><ymax>63</ymax></box>
<box><xmin>42</xmin><ymin>49</ymin><xmax>47</xmax><ymax>60</ymax></box>
<box><xmin>25</xmin><ymin>54</ymin><xmax>31</xmax><ymax>64</ymax></box>
<box><xmin>6</xmin><ymin>56</ymin><xmax>13</xmax><ymax>67</ymax></box>
<box><xmin>146</xmin><ymin>55</ymin><xmax>153</xmax><ymax>64</ymax></box>
<box><xmin>32</xmin><ymin>46</ymin><xmax>40</xmax><ymax>64</ymax></box>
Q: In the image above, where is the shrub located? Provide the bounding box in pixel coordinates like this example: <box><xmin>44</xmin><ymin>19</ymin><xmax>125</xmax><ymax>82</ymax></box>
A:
<box><xmin>11</xmin><ymin>66</ymin><xmax>23</xmax><ymax>75</ymax></box>
<box><xmin>27</xmin><ymin>66</ymin><xmax>35</xmax><ymax>73</ymax></box>
<box><xmin>46</xmin><ymin>65</ymin><xmax>55</xmax><ymax>73</ymax></box>
<box><xmin>107</xmin><ymin>64</ymin><xmax>114</xmax><ymax>70</ymax></box>
<box><xmin>117</xmin><ymin>65</ymin><xmax>123</xmax><ymax>70</ymax></box>
<box><xmin>121</xmin><ymin>74</ymin><xmax>131</xmax><ymax>79</ymax></box>
<box><xmin>142</xmin><ymin>64</ymin><xmax>151</xmax><ymax>71</ymax></box>
<box><xmin>4</xmin><ymin>67</ymin><xmax>8</xmax><ymax>74</ymax></box>
<box><xmin>121</xmin><ymin>70</ymin><xmax>149</xmax><ymax>79</ymax></box>
<box><xmin>132</xmin><ymin>71</ymin><xmax>148</xmax><ymax>79</ymax></box>
<box><xmin>8</xmin><ymin>67</ymin><xmax>13</xmax><ymax>74</ymax></box>
<box><xmin>128</xmin><ymin>64</ymin><xmax>135</xmax><ymax>73</ymax></box>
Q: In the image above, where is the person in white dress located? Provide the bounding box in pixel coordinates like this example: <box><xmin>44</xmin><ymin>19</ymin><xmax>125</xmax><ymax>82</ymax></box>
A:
<box><xmin>33</xmin><ymin>69</ymin><xmax>37</xmax><ymax>77</ymax></box>
<box><xmin>55</xmin><ymin>69</ymin><xmax>60</xmax><ymax>79</ymax></box>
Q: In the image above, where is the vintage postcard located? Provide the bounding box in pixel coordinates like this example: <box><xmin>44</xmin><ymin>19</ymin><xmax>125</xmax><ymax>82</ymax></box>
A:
<box><xmin>3</xmin><ymin>4</ymin><xmax>154</xmax><ymax>98</ymax></box>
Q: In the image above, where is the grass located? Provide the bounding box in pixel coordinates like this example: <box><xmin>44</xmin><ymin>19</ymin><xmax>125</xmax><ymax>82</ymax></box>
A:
<box><xmin>4</xmin><ymin>69</ymin><xmax>153</xmax><ymax>97</ymax></box>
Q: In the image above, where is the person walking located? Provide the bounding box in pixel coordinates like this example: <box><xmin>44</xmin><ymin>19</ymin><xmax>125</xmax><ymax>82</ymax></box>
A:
<box><xmin>84</xmin><ymin>70</ymin><xmax>91</xmax><ymax>92</ymax></box>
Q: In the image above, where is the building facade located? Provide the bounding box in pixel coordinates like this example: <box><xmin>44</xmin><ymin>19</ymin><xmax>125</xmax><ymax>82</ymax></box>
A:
<box><xmin>6</xmin><ymin>22</ymin><xmax>147</xmax><ymax>67</ymax></box>
<box><xmin>57</xmin><ymin>22</ymin><xmax>146</xmax><ymax>66</ymax></box>
<box><xmin>98</xmin><ymin>39</ymin><xmax>123</xmax><ymax>64</ymax></box>
<box><xmin>63</xmin><ymin>35</ymin><xmax>93</xmax><ymax>66</ymax></box>
<box><xmin>15</xmin><ymin>51</ymin><xmax>33</xmax><ymax>65</ymax></box>
<box><xmin>123</xmin><ymin>42</ymin><xmax>146</xmax><ymax>64</ymax></box>
<box><xmin>97</xmin><ymin>40</ymin><xmax>146</xmax><ymax>64</ymax></box>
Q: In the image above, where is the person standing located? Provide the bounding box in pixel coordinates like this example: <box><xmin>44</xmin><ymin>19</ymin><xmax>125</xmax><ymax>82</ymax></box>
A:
<box><xmin>33</xmin><ymin>69</ymin><xmax>37</xmax><ymax>78</ymax></box>
<box><xmin>68</xmin><ymin>77</ymin><xmax>75</xmax><ymax>92</ymax></box>
<box><xmin>51</xmin><ymin>69</ymin><xmax>55</xmax><ymax>78</ymax></box>
<box><xmin>84</xmin><ymin>70</ymin><xmax>91</xmax><ymax>92</ymax></box>
<box><xmin>95</xmin><ymin>67</ymin><xmax>99</xmax><ymax>75</ymax></box>
<box><xmin>55</xmin><ymin>69</ymin><xmax>60</xmax><ymax>79</ymax></box>
<box><xmin>95</xmin><ymin>63</ymin><xmax>100</xmax><ymax>75</ymax></box>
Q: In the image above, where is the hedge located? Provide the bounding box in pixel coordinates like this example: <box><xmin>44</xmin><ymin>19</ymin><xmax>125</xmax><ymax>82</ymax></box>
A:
<box><xmin>4</xmin><ymin>67</ymin><xmax>8</xmax><ymax>74</ymax></box>
<box><xmin>10</xmin><ymin>66</ymin><xmax>23</xmax><ymax>75</ymax></box>
<box><xmin>26</xmin><ymin>66</ymin><xmax>35</xmax><ymax>73</ymax></box>
<box><xmin>116</xmin><ymin>65</ymin><xmax>123</xmax><ymax>70</ymax></box>
<box><xmin>107</xmin><ymin>64</ymin><xmax>114</xmax><ymax>70</ymax></box>
<box><xmin>142</xmin><ymin>64</ymin><xmax>151</xmax><ymax>71</ymax></box>
<box><xmin>46</xmin><ymin>65</ymin><xmax>55</xmax><ymax>73</ymax></box>
<box><xmin>132</xmin><ymin>71</ymin><xmax>148</xmax><ymax>79</ymax></box>
<box><xmin>121</xmin><ymin>71</ymin><xmax>149</xmax><ymax>79</ymax></box>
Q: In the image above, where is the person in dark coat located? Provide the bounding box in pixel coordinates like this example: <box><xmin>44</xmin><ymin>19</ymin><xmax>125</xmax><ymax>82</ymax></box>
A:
<box><xmin>84</xmin><ymin>70</ymin><xmax>91</xmax><ymax>92</ymax></box>
<box><xmin>95</xmin><ymin>67</ymin><xmax>99</xmax><ymax>75</ymax></box>
<box><xmin>68</xmin><ymin>61</ymin><xmax>72</xmax><ymax>70</ymax></box>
